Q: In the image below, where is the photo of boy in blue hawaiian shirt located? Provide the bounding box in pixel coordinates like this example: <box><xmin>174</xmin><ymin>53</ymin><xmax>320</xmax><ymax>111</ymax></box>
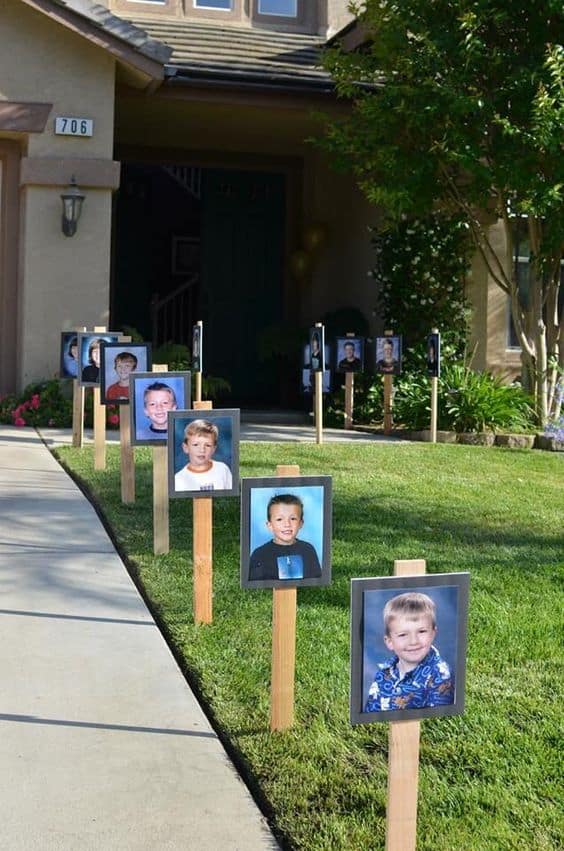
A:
<box><xmin>365</xmin><ymin>592</ymin><xmax>454</xmax><ymax>712</ymax></box>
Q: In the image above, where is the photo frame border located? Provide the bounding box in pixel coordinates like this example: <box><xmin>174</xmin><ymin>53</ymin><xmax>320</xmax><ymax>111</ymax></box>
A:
<box><xmin>350</xmin><ymin>572</ymin><xmax>470</xmax><ymax>725</ymax></box>
<box><xmin>59</xmin><ymin>330</ymin><xmax>80</xmax><ymax>379</ymax></box>
<box><xmin>192</xmin><ymin>324</ymin><xmax>202</xmax><ymax>374</ymax></box>
<box><xmin>374</xmin><ymin>335</ymin><xmax>403</xmax><ymax>376</ymax></box>
<box><xmin>129</xmin><ymin>371</ymin><xmax>192</xmax><ymax>446</ymax></box>
<box><xmin>240</xmin><ymin>474</ymin><xmax>332</xmax><ymax>590</ymax></box>
<box><xmin>99</xmin><ymin>342</ymin><xmax>152</xmax><ymax>406</ymax></box>
<box><xmin>308</xmin><ymin>326</ymin><xmax>326</xmax><ymax>373</ymax></box>
<box><xmin>77</xmin><ymin>331</ymin><xmax>121</xmax><ymax>388</ymax></box>
<box><xmin>426</xmin><ymin>332</ymin><xmax>441</xmax><ymax>378</ymax></box>
<box><xmin>335</xmin><ymin>336</ymin><xmax>365</xmax><ymax>374</ymax></box>
<box><xmin>167</xmin><ymin>408</ymin><xmax>240</xmax><ymax>499</ymax></box>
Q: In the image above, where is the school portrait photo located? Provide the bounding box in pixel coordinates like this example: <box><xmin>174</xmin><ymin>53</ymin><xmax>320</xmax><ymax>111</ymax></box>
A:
<box><xmin>350</xmin><ymin>573</ymin><xmax>469</xmax><ymax>724</ymax></box>
<box><xmin>241</xmin><ymin>475</ymin><xmax>332</xmax><ymax>589</ymax></box>
<box><xmin>130</xmin><ymin>372</ymin><xmax>191</xmax><ymax>446</ymax></box>
<box><xmin>167</xmin><ymin>409</ymin><xmax>240</xmax><ymax>498</ymax></box>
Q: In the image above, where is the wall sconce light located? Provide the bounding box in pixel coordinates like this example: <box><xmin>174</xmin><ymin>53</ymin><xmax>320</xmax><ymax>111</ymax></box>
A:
<box><xmin>60</xmin><ymin>176</ymin><xmax>85</xmax><ymax>237</ymax></box>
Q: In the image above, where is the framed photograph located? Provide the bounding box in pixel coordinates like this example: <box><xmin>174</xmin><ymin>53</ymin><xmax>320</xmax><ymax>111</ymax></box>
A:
<box><xmin>77</xmin><ymin>332</ymin><xmax>121</xmax><ymax>387</ymax></box>
<box><xmin>336</xmin><ymin>337</ymin><xmax>365</xmax><ymax>373</ymax></box>
<box><xmin>192</xmin><ymin>323</ymin><xmax>202</xmax><ymax>373</ymax></box>
<box><xmin>130</xmin><ymin>372</ymin><xmax>191</xmax><ymax>446</ymax></box>
<box><xmin>241</xmin><ymin>475</ymin><xmax>332</xmax><ymax>589</ymax></box>
<box><xmin>426</xmin><ymin>332</ymin><xmax>441</xmax><ymax>378</ymax></box>
<box><xmin>172</xmin><ymin>235</ymin><xmax>200</xmax><ymax>276</ymax></box>
<box><xmin>375</xmin><ymin>335</ymin><xmax>402</xmax><ymax>376</ymax></box>
<box><xmin>168</xmin><ymin>409</ymin><xmax>240</xmax><ymax>499</ymax></box>
<box><xmin>301</xmin><ymin>367</ymin><xmax>331</xmax><ymax>395</ymax></box>
<box><xmin>308</xmin><ymin>326</ymin><xmax>325</xmax><ymax>372</ymax></box>
<box><xmin>99</xmin><ymin>342</ymin><xmax>152</xmax><ymax>405</ymax></box>
<box><xmin>60</xmin><ymin>331</ymin><xmax>80</xmax><ymax>379</ymax></box>
<box><xmin>350</xmin><ymin>572</ymin><xmax>470</xmax><ymax>725</ymax></box>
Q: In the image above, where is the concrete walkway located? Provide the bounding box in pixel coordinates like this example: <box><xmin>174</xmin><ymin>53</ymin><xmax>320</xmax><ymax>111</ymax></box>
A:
<box><xmin>0</xmin><ymin>425</ymin><xmax>278</xmax><ymax>850</ymax></box>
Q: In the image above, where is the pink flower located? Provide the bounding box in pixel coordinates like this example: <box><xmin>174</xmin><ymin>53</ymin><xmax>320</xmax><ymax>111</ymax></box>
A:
<box><xmin>109</xmin><ymin>414</ymin><xmax>119</xmax><ymax>426</ymax></box>
<box><xmin>14</xmin><ymin>417</ymin><xmax>26</xmax><ymax>427</ymax></box>
<box><xmin>31</xmin><ymin>394</ymin><xmax>40</xmax><ymax>410</ymax></box>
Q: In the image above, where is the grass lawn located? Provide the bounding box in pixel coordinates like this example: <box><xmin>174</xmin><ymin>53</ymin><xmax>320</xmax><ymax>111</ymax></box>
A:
<box><xmin>56</xmin><ymin>441</ymin><xmax>563</xmax><ymax>851</ymax></box>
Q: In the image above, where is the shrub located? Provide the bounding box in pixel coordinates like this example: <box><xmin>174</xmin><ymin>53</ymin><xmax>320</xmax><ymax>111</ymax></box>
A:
<box><xmin>371</xmin><ymin>212</ymin><xmax>472</xmax><ymax>353</ymax></box>
<box><xmin>0</xmin><ymin>380</ymin><xmax>73</xmax><ymax>428</ymax></box>
<box><xmin>392</xmin><ymin>360</ymin><xmax>536</xmax><ymax>433</ymax></box>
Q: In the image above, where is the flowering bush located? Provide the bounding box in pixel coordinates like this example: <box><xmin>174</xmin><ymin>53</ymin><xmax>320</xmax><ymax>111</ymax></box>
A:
<box><xmin>0</xmin><ymin>380</ymin><xmax>121</xmax><ymax>429</ymax></box>
<box><xmin>544</xmin><ymin>414</ymin><xmax>564</xmax><ymax>443</ymax></box>
<box><xmin>371</xmin><ymin>212</ymin><xmax>473</xmax><ymax>354</ymax></box>
<box><xmin>0</xmin><ymin>380</ymin><xmax>73</xmax><ymax>427</ymax></box>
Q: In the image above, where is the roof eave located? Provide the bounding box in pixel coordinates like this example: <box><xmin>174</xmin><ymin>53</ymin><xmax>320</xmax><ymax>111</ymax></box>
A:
<box><xmin>18</xmin><ymin>0</ymin><xmax>169</xmax><ymax>87</ymax></box>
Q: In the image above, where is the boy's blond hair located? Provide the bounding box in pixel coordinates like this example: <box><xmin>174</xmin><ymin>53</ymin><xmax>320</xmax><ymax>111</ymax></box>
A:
<box><xmin>383</xmin><ymin>592</ymin><xmax>436</xmax><ymax>635</ymax></box>
<box><xmin>183</xmin><ymin>419</ymin><xmax>218</xmax><ymax>445</ymax></box>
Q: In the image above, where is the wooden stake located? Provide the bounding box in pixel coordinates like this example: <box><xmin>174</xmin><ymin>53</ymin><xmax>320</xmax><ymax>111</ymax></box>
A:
<box><xmin>194</xmin><ymin>372</ymin><xmax>202</xmax><ymax>404</ymax></box>
<box><xmin>385</xmin><ymin>558</ymin><xmax>426</xmax><ymax>851</ymax></box>
<box><xmin>72</xmin><ymin>325</ymin><xmax>86</xmax><ymax>448</ymax></box>
<box><xmin>344</xmin><ymin>332</ymin><xmax>356</xmax><ymax>430</ymax></box>
<box><xmin>383</xmin><ymin>374</ymin><xmax>393</xmax><ymax>435</ymax></box>
<box><xmin>120</xmin><ymin>404</ymin><xmax>135</xmax><ymax>503</ymax></box>
<box><xmin>430</xmin><ymin>377</ymin><xmax>438</xmax><ymax>444</ymax></box>
<box><xmin>270</xmin><ymin>463</ymin><xmax>300</xmax><ymax>732</ymax></box>
<box><xmin>315</xmin><ymin>371</ymin><xmax>323</xmax><ymax>444</ymax></box>
<box><xmin>93</xmin><ymin>325</ymin><xmax>106</xmax><ymax>469</ymax></box>
<box><xmin>193</xmin><ymin>400</ymin><xmax>213</xmax><ymax>625</ymax></box>
<box><xmin>429</xmin><ymin>327</ymin><xmax>439</xmax><ymax>444</ymax></box>
<box><xmin>383</xmin><ymin>329</ymin><xmax>395</xmax><ymax>436</ymax></box>
<box><xmin>72</xmin><ymin>380</ymin><xmax>85</xmax><ymax>448</ymax></box>
<box><xmin>344</xmin><ymin>372</ymin><xmax>354</xmax><ymax>431</ymax></box>
<box><xmin>152</xmin><ymin>363</ymin><xmax>169</xmax><ymax>555</ymax></box>
<box><xmin>116</xmin><ymin>336</ymin><xmax>135</xmax><ymax>503</ymax></box>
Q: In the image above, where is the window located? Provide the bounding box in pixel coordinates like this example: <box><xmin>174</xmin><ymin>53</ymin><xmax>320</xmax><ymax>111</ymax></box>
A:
<box><xmin>508</xmin><ymin>225</ymin><xmax>564</xmax><ymax>348</ymax></box>
<box><xmin>194</xmin><ymin>0</ymin><xmax>231</xmax><ymax>8</ymax></box>
<box><xmin>258</xmin><ymin>0</ymin><xmax>297</xmax><ymax>16</ymax></box>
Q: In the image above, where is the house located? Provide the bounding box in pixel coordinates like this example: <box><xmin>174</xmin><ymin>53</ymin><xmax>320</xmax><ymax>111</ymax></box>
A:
<box><xmin>0</xmin><ymin>0</ymin><xmax>518</xmax><ymax>404</ymax></box>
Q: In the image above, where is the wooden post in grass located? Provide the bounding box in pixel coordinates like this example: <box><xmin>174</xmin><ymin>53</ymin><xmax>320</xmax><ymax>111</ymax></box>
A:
<box><xmin>430</xmin><ymin>327</ymin><xmax>439</xmax><ymax>444</ymax></box>
<box><xmin>386</xmin><ymin>557</ymin><xmax>426</xmax><ymax>851</ymax></box>
<box><xmin>270</xmin><ymin>463</ymin><xmax>300</xmax><ymax>732</ymax></box>
<box><xmin>383</xmin><ymin>329</ymin><xmax>394</xmax><ymax>436</ymax></box>
<box><xmin>314</xmin><ymin>322</ymin><xmax>324</xmax><ymax>445</ymax></box>
<box><xmin>344</xmin><ymin>331</ymin><xmax>355</xmax><ymax>431</ymax></box>
<box><xmin>93</xmin><ymin>325</ymin><xmax>107</xmax><ymax>470</ymax></box>
<box><xmin>193</xmin><ymin>399</ymin><xmax>213</xmax><ymax>625</ymax></box>
<box><xmin>118</xmin><ymin>335</ymin><xmax>135</xmax><ymax>503</ymax></box>
<box><xmin>72</xmin><ymin>325</ymin><xmax>86</xmax><ymax>448</ymax></box>
<box><xmin>152</xmin><ymin>363</ymin><xmax>169</xmax><ymax>555</ymax></box>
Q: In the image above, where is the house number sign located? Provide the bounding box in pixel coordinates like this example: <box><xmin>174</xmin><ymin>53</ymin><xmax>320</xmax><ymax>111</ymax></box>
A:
<box><xmin>55</xmin><ymin>117</ymin><xmax>94</xmax><ymax>137</ymax></box>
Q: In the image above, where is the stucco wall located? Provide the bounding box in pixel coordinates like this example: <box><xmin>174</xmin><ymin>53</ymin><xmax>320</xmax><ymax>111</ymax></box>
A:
<box><xmin>466</xmin><ymin>221</ymin><xmax>521</xmax><ymax>378</ymax></box>
<box><xmin>1</xmin><ymin>0</ymin><xmax>116</xmax><ymax>390</ymax></box>
<box><xmin>326</xmin><ymin>0</ymin><xmax>354</xmax><ymax>38</ymax></box>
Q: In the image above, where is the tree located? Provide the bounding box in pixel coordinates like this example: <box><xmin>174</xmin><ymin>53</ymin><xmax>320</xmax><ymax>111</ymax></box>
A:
<box><xmin>322</xmin><ymin>0</ymin><xmax>564</xmax><ymax>424</ymax></box>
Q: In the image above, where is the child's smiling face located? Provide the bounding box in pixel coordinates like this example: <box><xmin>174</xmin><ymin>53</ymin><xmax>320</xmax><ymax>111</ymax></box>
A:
<box><xmin>384</xmin><ymin>614</ymin><xmax>436</xmax><ymax>672</ymax></box>
<box><xmin>267</xmin><ymin>503</ymin><xmax>304</xmax><ymax>546</ymax></box>
<box><xmin>183</xmin><ymin>434</ymin><xmax>216</xmax><ymax>470</ymax></box>
<box><xmin>144</xmin><ymin>390</ymin><xmax>176</xmax><ymax>428</ymax></box>
<box><xmin>115</xmin><ymin>360</ymin><xmax>136</xmax><ymax>384</ymax></box>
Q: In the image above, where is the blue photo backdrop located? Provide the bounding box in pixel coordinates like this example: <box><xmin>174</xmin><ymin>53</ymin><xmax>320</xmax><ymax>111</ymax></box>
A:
<box><xmin>362</xmin><ymin>584</ymin><xmax>460</xmax><ymax>704</ymax></box>
<box><xmin>250</xmin><ymin>484</ymin><xmax>324</xmax><ymax>564</ymax></box>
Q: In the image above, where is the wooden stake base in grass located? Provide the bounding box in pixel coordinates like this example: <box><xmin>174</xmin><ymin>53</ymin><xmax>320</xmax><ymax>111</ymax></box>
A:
<box><xmin>120</xmin><ymin>412</ymin><xmax>135</xmax><ymax>504</ymax></box>
<box><xmin>270</xmin><ymin>463</ymin><xmax>300</xmax><ymax>732</ymax></box>
<box><xmin>193</xmin><ymin>400</ymin><xmax>213</xmax><ymax>625</ymax></box>
<box><xmin>386</xmin><ymin>558</ymin><xmax>426</xmax><ymax>851</ymax></box>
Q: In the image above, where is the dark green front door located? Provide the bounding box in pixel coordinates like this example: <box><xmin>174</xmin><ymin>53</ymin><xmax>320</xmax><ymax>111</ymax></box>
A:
<box><xmin>200</xmin><ymin>169</ymin><xmax>285</xmax><ymax>404</ymax></box>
